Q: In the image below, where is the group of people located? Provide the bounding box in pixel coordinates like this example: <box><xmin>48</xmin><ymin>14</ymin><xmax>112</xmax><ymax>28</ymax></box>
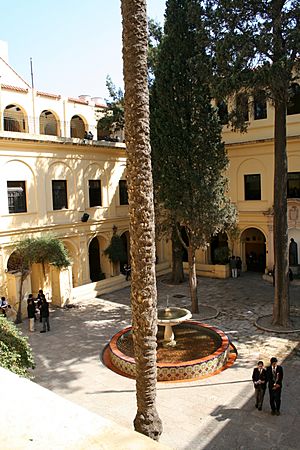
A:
<box><xmin>0</xmin><ymin>296</ymin><xmax>11</xmax><ymax>317</ymax></box>
<box><xmin>27</xmin><ymin>289</ymin><xmax>50</xmax><ymax>333</ymax></box>
<box><xmin>252</xmin><ymin>357</ymin><xmax>283</xmax><ymax>415</ymax></box>
<box><xmin>229</xmin><ymin>256</ymin><xmax>242</xmax><ymax>278</ymax></box>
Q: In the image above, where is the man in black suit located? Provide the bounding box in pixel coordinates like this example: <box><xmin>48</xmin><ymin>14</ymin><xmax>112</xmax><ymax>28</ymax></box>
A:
<box><xmin>252</xmin><ymin>360</ymin><xmax>267</xmax><ymax>410</ymax></box>
<box><xmin>266</xmin><ymin>357</ymin><xmax>283</xmax><ymax>415</ymax></box>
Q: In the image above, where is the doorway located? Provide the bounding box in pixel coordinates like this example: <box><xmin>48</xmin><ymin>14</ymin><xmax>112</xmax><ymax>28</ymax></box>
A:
<box><xmin>89</xmin><ymin>237</ymin><xmax>102</xmax><ymax>282</ymax></box>
<box><xmin>241</xmin><ymin>228</ymin><xmax>266</xmax><ymax>272</ymax></box>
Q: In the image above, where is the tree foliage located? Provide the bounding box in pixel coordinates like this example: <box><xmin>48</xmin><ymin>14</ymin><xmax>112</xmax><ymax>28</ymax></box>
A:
<box><xmin>203</xmin><ymin>0</ymin><xmax>300</xmax><ymax>326</ymax></box>
<box><xmin>97</xmin><ymin>76</ymin><xmax>124</xmax><ymax>139</ymax></box>
<box><xmin>0</xmin><ymin>316</ymin><xmax>34</xmax><ymax>378</ymax></box>
<box><xmin>13</xmin><ymin>236</ymin><xmax>70</xmax><ymax>323</ymax></box>
<box><xmin>104</xmin><ymin>234</ymin><xmax>127</xmax><ymax>264</ymax></box>
<box><xmin>151</xmin><ymin>0</ymin><xmax>236</xmax><ymax>312</ymax></box>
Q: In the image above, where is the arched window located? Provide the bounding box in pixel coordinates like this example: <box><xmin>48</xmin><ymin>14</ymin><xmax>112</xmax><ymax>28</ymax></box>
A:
<box><xmin>39</xmin><ymin>110</ymin><xmax>59</xmax><ymax>136</ymax></box>
<box><xmin>3</xmin><ymin>104</ymin><xmax>28</xmax><ymax>132</ymax></box>
<box><xmin>287</xmin><ymin>83</ymin><xmax>300</xmax><ymax>115</ymax></box>
<box><xmin>70</xmin><ymin>115</ymin><xmax>86</xmax><ymax>138</ymax></box>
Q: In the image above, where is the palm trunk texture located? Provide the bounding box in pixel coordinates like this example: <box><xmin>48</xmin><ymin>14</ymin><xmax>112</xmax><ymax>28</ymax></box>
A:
<box><xmin>121</xmin><ymin>0</ymin><xmax>163</xmax><ymax>440</ymax></box>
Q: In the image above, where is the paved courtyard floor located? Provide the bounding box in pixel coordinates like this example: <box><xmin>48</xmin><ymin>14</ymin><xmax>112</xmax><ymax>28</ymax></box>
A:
<box><xmin>20</xmin><ymin>273</ymin><xmax>300</xmax><ymax>450</ymax></box>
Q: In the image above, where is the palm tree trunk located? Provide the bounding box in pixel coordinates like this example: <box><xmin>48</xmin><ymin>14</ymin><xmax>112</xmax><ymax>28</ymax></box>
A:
<box><xmin>121</xmin><ymin>0</ymin><xmax>162</xmax><ymax>440</ymax></box>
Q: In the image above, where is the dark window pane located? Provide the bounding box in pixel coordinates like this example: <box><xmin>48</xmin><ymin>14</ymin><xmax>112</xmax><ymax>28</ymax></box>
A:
<box><xmin>244</xmin><ymin>174</ymin><xmax>261</xmax><ymax>200</ymax></box>
<box><xmin>52</xmin><ymin>180</ymin><xmax>68</xmax><ymax>210</ymax></box>
<box><xmin>89</xmin><ymin>180</ymin><xmax>102</xmax><ymax>207</ymax></box>
<box><xmin>254</xmin><ymin>91</ymin><xmax>267</xmax><ymax>120</ymax></box>
<box><xmin>287</xmin><ymin>172</ymin><xmax>300</xmax><ymax>198</ymax></box>
<box><xmin>119</xmin><ymin>180</ymin><xmax>128</xmax><ymax>205</ymax></box>
<box><xmin>216</xmin><ymin>100</ymin><xmax>228</xmax><ymax>125</ymax></box>
<box><xmin>236</xmin><ymin>93</ymin><xmax>249</xmax><ymax>122</ymax></box>
<box><xmin>7</xmin><ymin>181</ymin><xmax>27</xmax><ymax>213</ymax></box>
<box><xmin>287</xmin><ymin>83</ymin><xmax>300</xmax><ymax>115</ymax></box>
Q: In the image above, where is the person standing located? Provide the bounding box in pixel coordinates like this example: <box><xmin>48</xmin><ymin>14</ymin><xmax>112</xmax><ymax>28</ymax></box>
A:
<box><xmin>229</xmin><ymin>256</ymin><xmax>237</xmax><ymax>278</ymax></box>
<box><xmin>37</xmin><ymin>289</ymin><xmax>45</xmax><ymax>323</ymax></box>
<box><xmin>267</xmin><ymin>357</ymin><xmax>283</xmax><ymax>415</ymax></box>
<box><xmin>0</xmin><ymin>296</ymin><xmax>9</xmax><ymax>317</ymax></box>
<box><xmin>40</xmin><ymin>297</ymin><xmax>50</xmax><ymax>333</ymax></box>
<box><xmin>27</xmin><ymin>296</ymin><xmax>36</xmax><ymax>332</ymax></box>
<box><xmin>236</xmin><ymin>256</ymin><xmax>242</xmax><ymax>277</ymax></box>
<box><xmin>252</xmin><ymin>360</ymin><xmax>267</xmax><ymax>410</ymax></box>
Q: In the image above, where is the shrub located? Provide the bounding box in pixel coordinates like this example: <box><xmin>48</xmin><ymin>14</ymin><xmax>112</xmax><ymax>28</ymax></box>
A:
<box><xmin>0</xmin><ymin>316</ymin><xmax>34</xmax><ymax>378</ymax></box>
<box><xmin>213</xmin><ymin>246</ymin><xmax>229</xmax><ymax>264</ymax></box>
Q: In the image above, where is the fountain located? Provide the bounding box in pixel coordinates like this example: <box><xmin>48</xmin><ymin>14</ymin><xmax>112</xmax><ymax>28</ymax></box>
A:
<box><xmin>103</xmin><ymin>297</ymin><xmax>236</xmax><ymax>382</ymax></box>
<box><xmin>157</xmin><ymin>297</ymin><xmax>192</xmax><ymax>347</ymax></box>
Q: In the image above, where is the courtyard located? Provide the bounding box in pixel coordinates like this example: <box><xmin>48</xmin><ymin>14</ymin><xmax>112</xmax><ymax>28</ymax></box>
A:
<box><xmin>20</xmin><ymin>273</ymin><xmax>300</xmax><ymax>450</ymax></box>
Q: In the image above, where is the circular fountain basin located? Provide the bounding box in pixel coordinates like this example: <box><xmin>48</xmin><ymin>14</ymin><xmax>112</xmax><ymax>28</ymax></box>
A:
<box><xmin>106</xmin><ymin>321</ymin><xmax>232</xmax><ymax>382</ymax></box>
<box><xmin>157</xmin><ymin>307</ymin><xmax>192</xmax><ymax>325</ymax></box>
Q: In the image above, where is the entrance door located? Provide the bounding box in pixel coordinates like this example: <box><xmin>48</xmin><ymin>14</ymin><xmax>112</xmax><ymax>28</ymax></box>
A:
<box><xmin>241</xmin><ymin>228</ymin><xmax>266</xmax><ymax>272</ymax></box>
<box><xmin>89</xmin><ymin>237</ymin><xmax>102</xmax><ymax>282</ymax></box>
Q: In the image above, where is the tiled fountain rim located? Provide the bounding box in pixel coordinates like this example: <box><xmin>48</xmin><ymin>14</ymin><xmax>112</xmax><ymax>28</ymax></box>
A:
<box><xmin>109</xmin><ymin>321</ymin><xmax>229</xmax><ymax>368</ymax></box>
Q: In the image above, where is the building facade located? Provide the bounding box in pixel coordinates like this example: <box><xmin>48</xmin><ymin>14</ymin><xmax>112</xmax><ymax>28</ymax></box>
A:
<box><xmin>1</xmin><ymin>40</ymin><xmax>299</xmax><ymax>309</ymax></box>
<box><xmin>0</xmin><ymin>41</ymin><xmax>134</xmax><ymax>308</ymax></box>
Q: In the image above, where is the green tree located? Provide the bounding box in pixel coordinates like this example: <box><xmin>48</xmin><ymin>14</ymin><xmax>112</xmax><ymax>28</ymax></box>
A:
<box><xmin>104</xmin><ymin>230</ymin><xmax>127</xmax><ymax>265</ymax></box>
<box><xmin>121</xmin><ymin>0</ymin><xmax>163</xmax><ymax>440</ymax></box>
<box><xmin>97</xmin><ymin>76</ymin><xmax>124</xmax><ymax>140</ymax></box>
<box><xmin>12</xmin><ymin>236</ymin><xmax>70</xmax><ymax>323</ymax></box>
<box><xmin>204</xmin><ymin>0</ymin><xmax>300</xmax><ymax>326</ymax></box>
<box><xmin>0</xmin><ymin>315</ymin><xmax>34</xmax><ymax>378</ymax></box>
<box><xmin>151</xmin><ymin>0</ymin><xmax>236</xmax><ymax>313</ymax></box>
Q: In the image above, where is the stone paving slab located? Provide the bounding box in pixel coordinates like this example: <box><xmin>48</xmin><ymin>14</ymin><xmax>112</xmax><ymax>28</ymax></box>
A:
<box><xmin>18</xmin><ymin>273</ymin><xmax>300</xmax><ymax>450</ymax></box>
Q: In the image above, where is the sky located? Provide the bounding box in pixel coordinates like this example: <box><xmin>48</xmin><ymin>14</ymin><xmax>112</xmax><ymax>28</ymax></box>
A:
<box><xmin>0</xmin><ymin>0</ymin><xmax>166</xmax><ymax>101</ymax></box>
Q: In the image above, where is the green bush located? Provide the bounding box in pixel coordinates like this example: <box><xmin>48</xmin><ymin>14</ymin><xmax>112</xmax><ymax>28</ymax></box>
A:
<box><xmin>213</xmin><ymin>246</ymin><xmax>229</xmax><ymax>264</ymax></box>
<box><xmin>104</xmin><ymin>234</ymin><xmax>127</xmax><ymax>264</ymax></box>
<box><xmin>0</xmin><ymin>316</ymin><xmax>34</xmax><ymax>378</ymax></box>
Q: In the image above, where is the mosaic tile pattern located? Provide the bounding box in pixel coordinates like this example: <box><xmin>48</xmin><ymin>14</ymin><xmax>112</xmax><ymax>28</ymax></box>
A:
<box><xmin>108</xmin><ymin>322</ymin><xmax>230</xmax><ymax>382</ymax></box>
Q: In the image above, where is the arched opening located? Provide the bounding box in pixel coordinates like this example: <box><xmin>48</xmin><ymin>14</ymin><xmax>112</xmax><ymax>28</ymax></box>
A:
<box><xmin>97</xmin><ymin>119</ymin><xmax>109</xmax><ymax>141</ymax></box>
<box><xmin>210</xmin><ymin>232</ymin><xmax>229</xmax><ymax>264</ymax></box>
<box><xmin>39</xmin><ymin>110</ymin><xmax>59</xmax><ymax>136</ymax></box>
<box><xmin>89</xmin><ymin>237</ymin><xmax>104</xmax><ymax>282</ymax></box>
<box><xmin>241</xmin><ymin>228</ymin><xmax>266</xmax><ymax>272</ymax></box>
<box><xmin>7</xmin><ymin>251</ymin><xmax>23</xmax><ymax>272</ymax></box>
<box><xmin>70</xmin><ymin>115</ymin><xmax>86</xmax><ymax>138</ymax></box>
<box><xmin>3</xmin><ymin>104</ymin><xmax>28</xmax><ymax>132</ymax></box>
<box><xmin>120</xmin><ymin>231</ymin><xmax>130</xmax><ymax>272</ymax></box>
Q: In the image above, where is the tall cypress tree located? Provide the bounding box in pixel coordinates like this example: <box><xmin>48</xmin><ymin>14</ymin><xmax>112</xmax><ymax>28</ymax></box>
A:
<box><xmin>151</xmin><ymin>0</ymin><xmax>235</xmax><ymax>313</ymax></box>
<box><xmin>204</xmin><ymin>0</ymin><xmax>300</xmax><ymax>326</ymax></box>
